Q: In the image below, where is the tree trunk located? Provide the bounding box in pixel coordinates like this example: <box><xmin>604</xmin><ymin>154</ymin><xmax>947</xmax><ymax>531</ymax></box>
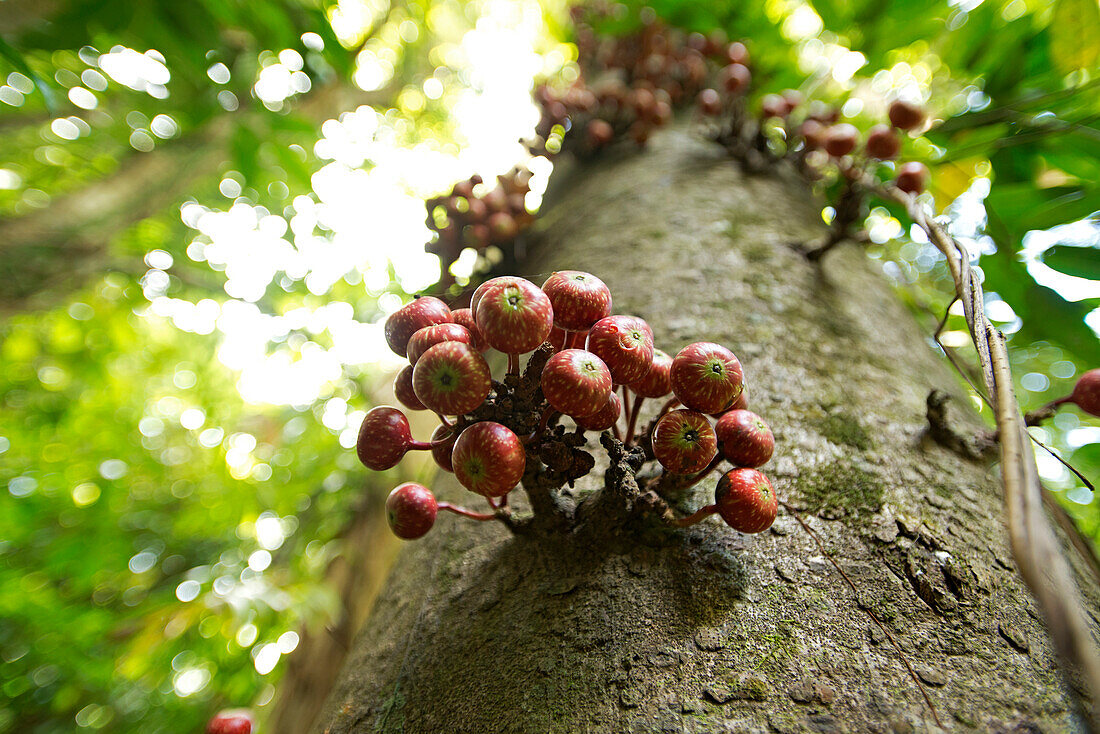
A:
<box><xmin>310</xmin><ymin>123</ymin><xmax>1093</xmax><ymax>733</ymax></box>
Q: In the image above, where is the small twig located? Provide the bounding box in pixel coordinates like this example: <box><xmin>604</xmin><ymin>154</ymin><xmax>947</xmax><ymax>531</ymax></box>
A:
<box><xmin>781</xmin><ymin>501</ymin><xmax>943</xmax><ymax>728</ymax></box>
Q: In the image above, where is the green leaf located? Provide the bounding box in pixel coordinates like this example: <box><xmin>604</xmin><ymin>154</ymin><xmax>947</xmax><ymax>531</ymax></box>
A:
<box><xmin>1043</xmin><ymin>243</ymin><xmax>1100</xmax><ymax>281</ymax></box>
<box><xmin>0</xmin><ymin>36</ymin><xmax>58</xmax><ymax>112</ymax></box>
<box><xmin>1051</xmin><ymin>0</ymin><xmax>1100</xmax><ymax>74</ymax></box>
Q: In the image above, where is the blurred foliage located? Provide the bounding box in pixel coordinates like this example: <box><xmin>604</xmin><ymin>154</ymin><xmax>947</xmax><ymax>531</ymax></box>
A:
<box><xmin>0</xmin><ymin>0</ymin><xmax>1098</xmax><ymax>732</ymax></box>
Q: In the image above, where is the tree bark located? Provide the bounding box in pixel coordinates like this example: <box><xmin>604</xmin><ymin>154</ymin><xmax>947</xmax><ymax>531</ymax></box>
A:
<box><xmin>310</xmin><ymin>123</ymin><xmax>1096</xmax><ymax>733</ymax></box>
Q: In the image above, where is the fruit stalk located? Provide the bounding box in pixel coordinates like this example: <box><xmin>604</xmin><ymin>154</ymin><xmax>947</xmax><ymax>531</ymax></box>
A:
<box><xmin>671</xmin><ymin>503</ymin><xmax>718</xmax><ymax>527</ymax></box>
<box><xmin>624</xmin><ymin>394</ymin><xmax>644</xmax><ymax>447</ymax></box>
<box><xmin>437</xmin><ymin>502</ymin><xmax>498</xmax><ymax>522</ymax></box>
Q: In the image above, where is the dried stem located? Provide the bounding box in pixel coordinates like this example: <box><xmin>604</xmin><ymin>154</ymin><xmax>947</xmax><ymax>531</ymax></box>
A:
<box><xmin>868</xmin><ymin>178</ymin><xmax>1100</xmax><ymax>728</ymax></box>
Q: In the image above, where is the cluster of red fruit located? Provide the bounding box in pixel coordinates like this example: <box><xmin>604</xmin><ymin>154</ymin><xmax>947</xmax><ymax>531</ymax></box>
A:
<box><xmin>424</xmin><ymin>168</ymin><xmax>535</xmax><ymax>289</ymax></box>
<box><xmin>793</xmin><ymin>99</ymin><xmax>930</xmax><ymax>195</ymax></box>
<box><xmin>356</xmin><ymin>270</ymin><xmax>779</xmax><ymax>540</ymax></box>
<box><xmin>533</xmin><ymin>11</ymin><xmax>748</xmax><ymax>154</ymax></box>
<box><xmin>698</xmin><ymin>76</ymin><xmax>931</xmax><ymax>196</ymax></box>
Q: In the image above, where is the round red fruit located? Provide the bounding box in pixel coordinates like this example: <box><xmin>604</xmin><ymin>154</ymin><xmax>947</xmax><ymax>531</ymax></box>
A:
<box><xmin>865</xmin><ymin>124</ymin><xmax>901</xmax><ymax>160</ymax></box>
<box><xmin>588</xmin><ymin>315</ymin><xmax>655</xmax><ymax>384</ymax></box>
<box><xmin>541</xmin><ymin>270</ymin><xmax>613</xmax><ymax>332</ymax></box>
<box><xmin>761</xmin><ymin>93</ymin><xmax>789</xmax><ymax>119</ymax></box>
<box><xmin>799</xmin><ymin>119</ymin><xmax>826</xmax><ymax>150</ymax></box>
<box><xmin>715</xmin><ymin>468</ymin><xmax>777</xmax><ymax>533</ymax></box>
<box><xmin>730</xmin><ymin>382</ymin><xmax>750</xmax><ymax>411</ymax></box>
<box><xmin>386</xmin><ymin>483</ymin><xmax>438</xmax><ymax>539</ymax></box>
<box><xmin>895</xmin><ymin>162</ymin><xmax>928</xmax><ymax>194</ymax></box>
<box><xmin>1071</xmin><ymin>368</ymin><xmax>1100</xmax><ymax>416</ymax></box>
<box><xmin>475</xmin><ymin>277</ymin><xmax>554</xmax><ymax>354</ymax></box>
<box><xmin>431</xmin><ymin>424</ymin><xmax>458</xmax><ymax>472</ymax></box>
<box><xmin>628</xmin><ymin>348</ymin><xmax>672</xmax><ymax>398</ymax></box>
<box><xmin>451</xmin><ymin>421</ymin><xmax>525</xmax><ymax>497</ymax></box>
<box><xmin>726</xmin><ymin>41</ymin><xmax>749</xmax><ymax>66</ymax></box>
<box><xmin>824</xmin><ymin>123</ymin><xmax>859</xmax><ymax>157</ymax></box>
<box><xmin>720</xmin><ymin>63</ymin><xmax>751</xmax><ymax>94</ymax></box>
<box><xmin>715</xmin><ymin>410</ymin><xmax>774</xmax><ymax>468</ymax></box>
<box><xmin>549</xmin><ymin>324</ymin><xmax>568</xmax><ymax>350</ymax></box>
<box><xmin>652</xmin><ymin>409</ymin><xmax>717</xmax><ymax>474</ymax></box>
<box><xmin>412</xmin><ymin>341</ymin><xmax>491</xmax><ymax>416</ymax></box>
<box><xmin>407</xmin><ymin>323</ymin><xmax>473</xmax><ymax>365</ymax></box>
<box><xmin>587</xmin><ymin>119</ymin><xmax>615</xmax><ymax>147</ymax></box>
<box><xmin>888</xmin><ymin>100</ymin><xmax>925</xmax><ymax>131</ymax></box>
<box><xmin>207</xmin><ymin>710</ymin><xmax>254</xmax><ymax>734</ymax></box>
<box><xmin>697</xmin><ymin>88</ymin><xmax>722</xmax><ymax>116</ymax></box>
<box><xmin>393</xmin><ymin>365</ymin><xmax>426</xmax><ymax>411</ymax></box>
<box><xmin>357</xmin><ymin>406</ymin><xmax>413</xmax><ymax>471</ymax></box>
<box><xmin>575</xmin><ymin>391</ymin><xmax>622</xmax><ymax>432</ymax></box>
<box><xmin>384</xmin><ymin>296</ymin><xmax>452</xmax><ymax>358</ymax></box>
<box><xmin>541</xmin><ymin>349</ymin><xmax>614</xmax><ymax>418</ymax></box>
<box><xmin>670</xmin><ymin>342</ymin><xmax>744</xmax><ymax>414</ymax></box>
<box><xmin>470</xmin><ymin>276</ymin><xmax>519</xmax><ymax>317</ymax></box>
<box><xmin>451</xmin><ymin>308</ymin><xmax>488</xmax><ymax>351</ymax></box>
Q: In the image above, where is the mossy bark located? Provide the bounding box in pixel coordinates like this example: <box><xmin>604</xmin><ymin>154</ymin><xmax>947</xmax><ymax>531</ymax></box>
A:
<box><xmin>311</xmin><ymin>123</ymin><xmax>1092</xmax><ymax>733</ymax></box>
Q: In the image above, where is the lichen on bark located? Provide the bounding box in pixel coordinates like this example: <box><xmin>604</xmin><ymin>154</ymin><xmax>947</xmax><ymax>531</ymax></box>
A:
<box><xmin>310</xmin><ymin>123</ymin><xmax>1095</xmax><ymax>734</ymax></box>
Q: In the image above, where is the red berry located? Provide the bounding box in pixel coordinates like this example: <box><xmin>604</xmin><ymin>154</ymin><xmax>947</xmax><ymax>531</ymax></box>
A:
<box><xmin>384</xmin><ymin>296</ymin><xmax>452</xmax><ymax>358</ymax></box>
<box><xmin>761</xmin><ymin>93</ymin><xmax>789</xmax><ymax>119</ymax></box>
<box><xmin>407</xmin><ymin>323</ymin><xmax>473</xmax><ymax>365</ymax></box>
<box><xmin>652</xmin><ymin>409</ymin><xmax>717</xmax><ymax>474</ymax></box>
<box><xmin>587</xmin><ymin>118</ymin><xmax>614</xmax><ymax>147</ymax></box>
<box><xmin>356</xmin><ymin>406</ymin><xmax>413</xmax><ymax>471</ymax></box>
<box><xmin>725</xmin><ymin>41</ymin><xmax>749</xmax><ymax>66</ymax></box>
<box><xmin>719</xmin><ymin>63</ymin><xmax>751</xmax><ymax>94</ymax></box>
<box><xmin>1070</xmin><ymin>368</ymin><xmax>1100</xmax><ymax>416</ymax></box>
<box><xmin>541</xmin><ymin>270</ymin><xmax>613</xmax><ymax>332</ymax></box>
<box><xmin>574</xmin><ymin>391</ymin><xmax>622</xmax><ymax>432</ymax></box>
<box><xmin>824</xmin><ymin>123</ymin><xmax>859</xmax><ymax>157</ymax></box>
<box><xmin>799</xmin><ymin>119</ymin><xmax>826</xmax><ymax>150</ymax></box>
<box><xmin>451</xmin><ymin>421</ymin><xmax>525</xmax><ymax>497</ymax></box>
<box><xmin>470</xmin><ymin>276</ymin><xmax>519</xmax><ymax>317</ymax></box>
<box><xmin>549</xmin><ymin>324</ymin><xmax>568</xmax><ymax>350</ymax></box>
<box><xmin>670</xmin><ymin>342</ymin><xmax>744</xmax><ymax>414</ymax></box>
<box><xmin>781</xmin><ymin>89</ymin><xmax>803</xmax><ymax>110</ymax></box>
<box><xmin>430</xmin><ymin>424</ymin><xmax>458</xmax><ymax>472</ymax></box>
<box><xmin>487</xmin><ymin>211</ymin><xmax>518</xmax><ymax>242</ymax></box>
<box><xmin>627</xmin><ymin>348</ymin><xmax>672</xmax><ymax>398</ymax></box>
<box><xmin>475</xmin><ymin>277</ymin><xmax>554</xmax><ymax>354</ymax></box>
<box><xmin>730</xmin><ymin>382</ymin><xmax>749</xmax><ymax>411</ymax></box>
<box><xmin>412</xmin><ymin>341</ymin><xmax>491</xmax><ymax>415</ymax></box>
<box><xmin>865</xmin><ymin>124</ymin><xmax>901</xmax><ymax>160</ymax></box>
<box><xmin>715</xmin><ymin>468</ymin><xmax>777</xmax><ymax>533</ymax></box>
<box><xmin>393</xmin><ymin>365</ymin><xmax>426</xmax><ymax>411</ymax></box>
<box><xmin>451</xmin><ymin>308</ymin><xmax>488</xmax><ymax>352</ymax></box>
<box><xmin>895</xmin><ymin>161</ymin><xmax>928</xmax><ymax>194</ymax></box>
<box><xmin>541</xmin><ymin>349</ymin><xmax>614</xmax><ymax>418</ymax></box>
<box><xmin>386</xmin><ymin>483</ymin><xmax>437</xmax><ymax>539</ymax></box>
<box><xmin>697</xmin><ymin>88</ymin><xmax>722</xmax><ymax>116</ymax></box>
<box><xmin>206</xmin><ymin>710</ymin><xmax>254</xmax><ymax>734</ymax></box>
<box><xmin>715</xmin><ymin>410</ymin><xmax>774</xmax><ymax>468</ymax></box>
<box><xmin>888</xmin><ymin>100</ymin><xmax>925</xmax><ymax>131</ymax></box>
<box><xmin>587</xmin><ymin>315</ymin><xmax>655</xmax><ymax>384</ymax></box>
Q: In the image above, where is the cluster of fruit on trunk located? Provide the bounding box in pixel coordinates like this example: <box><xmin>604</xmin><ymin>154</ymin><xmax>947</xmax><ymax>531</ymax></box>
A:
<box><xmin>356</xmin><ymin>270</ymin><xmax>779</xmax><ymax>540</ymax></box>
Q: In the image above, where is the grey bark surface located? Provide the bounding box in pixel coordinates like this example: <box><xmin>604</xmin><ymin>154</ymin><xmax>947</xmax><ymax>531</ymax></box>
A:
<box><xmin>312</xmin><ymin>123</ymin><xmax>1091</xmax><ymax>733</ymax></box>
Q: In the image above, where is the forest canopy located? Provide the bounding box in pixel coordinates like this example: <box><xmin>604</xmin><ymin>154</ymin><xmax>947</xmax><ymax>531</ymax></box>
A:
<box><xmin>0</xmin><ymin>0</ymin><xmax>1097</xmax><ymax>732</ymax></box>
